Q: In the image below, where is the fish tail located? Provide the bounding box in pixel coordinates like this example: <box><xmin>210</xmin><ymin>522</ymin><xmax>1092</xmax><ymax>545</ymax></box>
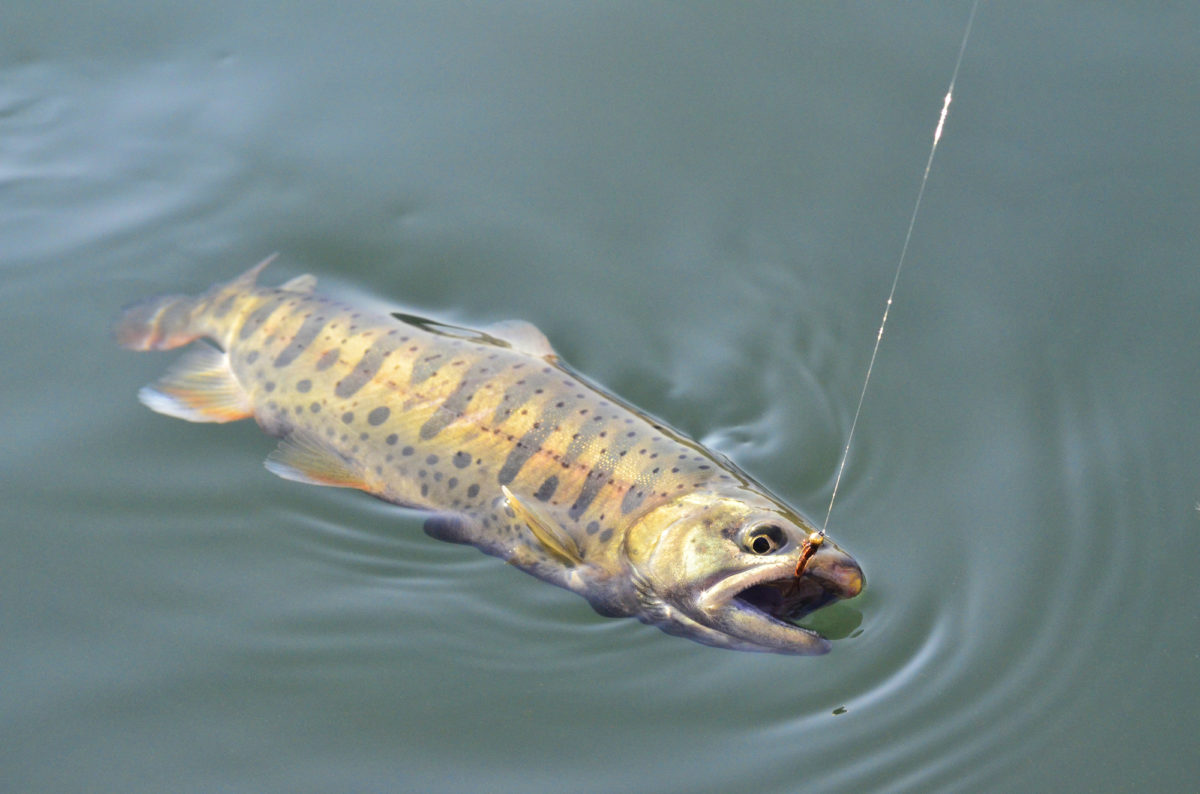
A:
<box><xmin>113</xmin><ymin>292</ymin><xmax>202</xmax><ymax>351</ymax></box>
<box><xmin>113</xmin><ymin>254</ymin><xmax>277</xmax><ymax>351</ymax></box>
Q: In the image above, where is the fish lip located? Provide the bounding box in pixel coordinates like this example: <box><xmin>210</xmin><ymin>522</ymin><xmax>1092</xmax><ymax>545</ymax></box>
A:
<box><xmin>692</xmin><ymin>550</ymin><xmax>863</xmax><ymax>655</ymax></box>
<box><xmin>697</xmin><ymin>562</ymin><xmax>798</xmax><ymax>612</ymax></box>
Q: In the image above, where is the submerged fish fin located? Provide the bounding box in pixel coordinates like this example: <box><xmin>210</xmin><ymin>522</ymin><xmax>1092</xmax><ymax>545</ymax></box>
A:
<box><xmin>279</xmin><ymin>273</ymin><xmax>318</xmax><ymax>293</ymax></box>
<box><xmin>501</xmin><ymin>485</ymin><xmax>582</xmax><ymax>566</ymax></box>
<box><xmin>138</xmin><ymin>343</ymin><xmax>254</xmax><ymax>422</ymax></box>
<box><xmin>423</xmin><ymin>512</ymin><xmax>478</xmax><ymax>544</ymax></box>
<box><xmin>264</xmin><ymin>431</ymin><xmax>366</xmax><ymax>489</ymax></box>
<box><xmin>481</xmin><ymin>320</ymin><xmax>558</xmax><ymax>360</ymax></box>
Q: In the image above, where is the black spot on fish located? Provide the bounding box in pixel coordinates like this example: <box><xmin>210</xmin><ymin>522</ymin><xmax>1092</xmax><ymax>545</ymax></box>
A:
<box><xmin>212</xmin><ymin>293</ymin><xmax>238</xmax><ymax>319</ymax></box>
<box><xmin>274</xmin><ymin>313</ymin><xmax>328</xmax><ymax>368</ymax></box>
<box><xmin>409</xmin><ymin>352</ymin><xmax>444</xmax><ymax>385</ymax></box>
<box><xmin>342</xmin><ymin>411</ymin><xmax>354</xmax><ymax>424</ymax></box>
<box><xmin>599</xmin><ymin>528</ymin><xmax>613</xmax><ymax>543</ymax></box>
<box><xmin>453</xmin><ymin>451</ymin><xmax>471</xmax><ymax>469</ymax></box>
<box><xmin>402</xmin><ymin>446</ymin><xmax>414</xmax><ymax>456</ymax></box>
<box><xmin>534</xmin><ymin>476</ymin><xmax>558</xmax><ymax>502</ymax></box>
<box><xmin>386</xmin><ymin>434</ymin><xmax>398</xmax><ymax>445</ymax></box>
<box><xmin>238</xmin><ymin>296</ymin><xmax>284</xmax><ymax>340</ymax></box>
<box><xmin>296</xmin><ymin>379</ymin><xmax>312</xmax><ymax>393</ymax></box>
<box><xmin>426</xmin><ymin>454</ymin><xmax>438</xmax><ymax>465</ymax></box>
<box><xmin>421</xmin><ymin>483</ymin><xmax>429</xmax><ymax>497</ymax></box>
<box><xmin>621</xmin><ymin>488</ymin><xmax>646</xmax><ymax>514</ymax></box>
<box><xmin>466</xmin><ymin>484</ymin><xmax>480</xmax><ymax>499</ymax></box>
<box><xmin>586</xmin><ymin>521</ymin><xmax>600</xmax><ymax>535</ymax></box>
<box><xmin>367</xmin><ymin>406</ymin><xmax>390</xmax><ymax>425</ymax></box>
<box><xmin>420</xmin><ymin>361</ymin><xmax>490</xmax><ymax>439</ymax></box>
<box><xmin>497</xmin><ymin>424</ymin><xmax>554</xmax><ymax>485</ymax></box>
<box><xmin>245</xmin><ymin>350</ymin><xmax>259</xmax><ymax>364</ymax></box>
<box><xmin>315</xmin><ymin>349</ymin><xmax>340</xmax><ymax>370</ymax></box>
<box><xmin>336</xmin><ymin>336</ymin><xmax>400</xmax><ymax>398</ymax></box>
<box><xmin>568</xmin><ymin>465</ymin><xmax>611</xmax><ymax>521</ymax></box>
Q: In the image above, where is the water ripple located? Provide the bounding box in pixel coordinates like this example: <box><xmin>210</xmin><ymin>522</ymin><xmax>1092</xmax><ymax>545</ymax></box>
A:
<box><xmin>788</xmin><ymin>350</ymin><xmax>1158</xmax><ymax>791</ymax></box>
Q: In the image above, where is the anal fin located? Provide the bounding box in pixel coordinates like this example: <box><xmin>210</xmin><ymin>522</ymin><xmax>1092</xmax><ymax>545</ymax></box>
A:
<box><xmin>265</xmin><ymin>431</ymin><xmax>367</xmax><ymax>489</ymax></box>
<box><xmin>502</xmin><ymin>485</ymin><xmax>582</xmax><ymax>566</ymax></box>
<box><xmin>138</xmin><ymin>343</ymin><xmax>253</xmax><ymax>423</ymax></box>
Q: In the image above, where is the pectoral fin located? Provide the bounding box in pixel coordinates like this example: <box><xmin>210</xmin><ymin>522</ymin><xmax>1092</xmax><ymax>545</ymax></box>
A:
<box><xmin>392</xmin><ymin>313</ymin><xmax>558</xmax><ymax>361</ymax></box>
<box><xmin>501</xmin><ymin>485</ymin><xmax>582</xmax><ymax>566</ymax></box>
<box><xmin>138</xmin><ymin>343</ymin><xmax>254</xmax><ymax>422</ymax></box>
<box><xmin>265</xmin><ymin>431</ymin><xmax>366</xmax><ymax>489</ymax></box>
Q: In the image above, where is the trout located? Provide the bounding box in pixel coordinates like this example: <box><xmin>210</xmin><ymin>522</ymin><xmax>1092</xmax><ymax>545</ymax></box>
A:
<box><xmin>116</xmin><ymin>257</ymin><xmax>863</xmax><ymax>654</ymax></box>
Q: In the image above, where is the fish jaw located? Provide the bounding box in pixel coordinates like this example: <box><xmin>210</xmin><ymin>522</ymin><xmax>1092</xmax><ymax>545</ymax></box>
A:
<box><xmin>691</xmin><ymin>544</ymin><xmax>864</xmax><ymax>655</ymax></box>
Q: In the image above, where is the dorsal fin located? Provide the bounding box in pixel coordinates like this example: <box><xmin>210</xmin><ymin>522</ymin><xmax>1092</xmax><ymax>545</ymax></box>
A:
<box><xmin>279</xmin><ymin>273</ymin><xmax>318</xmax><ymax>293</ymax></box>
<box><xmin>482</xmin><ymin>320</ymin><xmax>558</xmax><ymax>360</ymax></box>
<box><xmin>229</xmin><ymin>253</ymin><xmax>279</xmax><ymax>290</ymax></box>
<box><xmin>502</xmin><ymin>485</ymin><xmax>582</xmax><ymax>566</ymax></box>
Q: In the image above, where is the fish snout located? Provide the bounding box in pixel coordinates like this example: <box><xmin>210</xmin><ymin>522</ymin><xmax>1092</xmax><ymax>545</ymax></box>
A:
<box><xmin>804</xmin><ymin>543</ymin><xmax>864</xmax><ymax>599</ymax></box>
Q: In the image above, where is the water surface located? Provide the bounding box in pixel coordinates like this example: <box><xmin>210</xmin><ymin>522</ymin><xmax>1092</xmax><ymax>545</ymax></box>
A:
<box><xmin>3</xmin><ymin>3</ymin><xmax>1198</xmax><ymax>791</ymax></box>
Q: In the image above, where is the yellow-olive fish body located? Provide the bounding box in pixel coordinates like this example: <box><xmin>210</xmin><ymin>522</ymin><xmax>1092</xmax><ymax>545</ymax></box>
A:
<box><xmin>117</xmin><ymin>258</ymin><xmax>863</xmax><ymax>654</ymax></box>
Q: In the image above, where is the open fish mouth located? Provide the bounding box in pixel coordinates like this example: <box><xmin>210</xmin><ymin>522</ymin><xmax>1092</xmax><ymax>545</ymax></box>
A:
<box><xmin>696</xmin><ymin>545</ymin><xmax>864</xmax><ymax>654</ymax></box>
<box><xmin>738</xmin><ymin>576</ymin><xmax>841</xmax><ymax>622</ymax></box>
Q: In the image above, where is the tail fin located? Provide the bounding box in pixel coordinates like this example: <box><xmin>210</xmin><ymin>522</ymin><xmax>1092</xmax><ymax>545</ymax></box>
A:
<box><xmin>114</xmin><ymin>292</ymin><xmax>200</xmax><ymax>351</ymax></box>
<box><xmin>114</xmin><ymin>254</ymin><xmax>279</xmax><ymax>351</ymax></box>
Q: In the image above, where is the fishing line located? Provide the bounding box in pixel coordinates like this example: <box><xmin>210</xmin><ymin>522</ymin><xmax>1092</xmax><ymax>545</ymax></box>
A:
<box><xmin>819</xmin><ymin>0</ymin><xmax>981</xmax><ymax>536</ymax></box>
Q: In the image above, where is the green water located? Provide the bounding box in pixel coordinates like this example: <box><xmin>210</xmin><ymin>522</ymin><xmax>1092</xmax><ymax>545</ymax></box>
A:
<box><xmin>3</xmin><ymin>3</ymin><xmax>1198</xmax><ymax>791</ymax></box>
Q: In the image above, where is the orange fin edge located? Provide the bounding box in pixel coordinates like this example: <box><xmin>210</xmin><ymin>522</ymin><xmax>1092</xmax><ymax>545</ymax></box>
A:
<box><xmin>264</xmin><ymin>431</ymin><xmax>367</xmax><ymax>489</ymax></box>
<box><xmin>138</xmin><ymin>343</ymin><xmax>253</xmax><ymax>423</ymax></box>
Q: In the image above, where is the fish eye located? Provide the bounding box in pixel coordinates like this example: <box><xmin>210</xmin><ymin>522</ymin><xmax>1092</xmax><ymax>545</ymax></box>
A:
<box><xmin>743</xmin><ymin>524</ymin><xmax>785</xmax><ymax>555</ymax></box>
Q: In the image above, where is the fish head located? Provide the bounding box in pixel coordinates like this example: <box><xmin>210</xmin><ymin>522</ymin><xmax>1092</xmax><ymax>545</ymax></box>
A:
<box><xmin>625</xmin><ymin>492</ymin><xmax>863</xmax><ymax>654</ymax></box>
